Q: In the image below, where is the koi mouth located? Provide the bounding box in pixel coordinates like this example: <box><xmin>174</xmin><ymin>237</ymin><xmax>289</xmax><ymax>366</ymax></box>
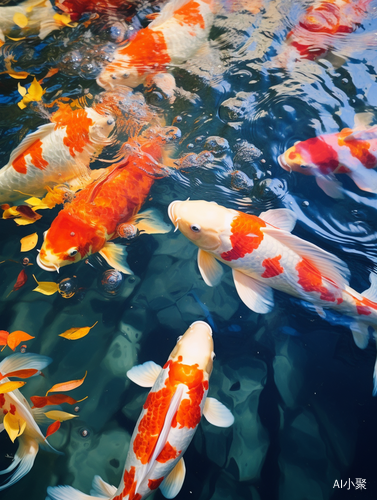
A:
<box><xmin>277</xmin><ymin>154</ymin><xmax>291</xmax><ymax>172</ymax></box>
<box><xmin>36</xmin><ymin>254</ymin><xmax>60</xmax><ymax>273</ymax></box>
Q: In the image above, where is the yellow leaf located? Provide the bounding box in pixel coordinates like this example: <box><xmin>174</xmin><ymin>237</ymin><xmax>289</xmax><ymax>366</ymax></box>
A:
<box><xmin>0</xmin><ymin>380</ymin><xmax>26</xmax><ymax>394</ymax></box>
<box><xmin>2</xmin><ymin>206</ymin><xmax>21</xmax><ymax>219</ymax></box>
<box><xmin>18</xmin><ymin>99</ymin><xmax>27</xmax><ymax>110</ymax></box>
<box><xmin>24</xmin><ymin>197</ymin><xmax>42</xmax><ymax>206</ymax></box>
<box><xmin>6</xmin><ymin>36</ymin><xmax>27</xmax><ymax>41</ymax></box>
<box><xmin>25</xmin><ymin>0</ymin><xmax>47</xmax><ymax>13</ymax></box>
<box><xmin>17</xmin><ymin>82</ymin><xmax>27</xmax><ymax>97</ymax></box>
<box><xmin>9</xmin><ymin>71</ymin><xmax>29</xmax><ymax>79</ymax></box>
<box><xmin>59</xmin><ymin>322</ymin><xmax>98</xmax><ymax>340</ymax></box>
<box><xmin>32</xmin><ymin>275</ymin><xmax>59</xmax><ymax>295</ymax></box>
<box><xmin>15</xmin><ymin>217</ymin><xmax>39</xmax><ymax>225</ymax></box>
<box><xmin>20</xmin><ymin>233</ymin><xmax>38</xmax><ymax>252</ymax></box>
<box><xmin>13</xmin><ymin>13</ymin><xmax>28</xmax><ymax>28</ymax></box>
<box><xmin>28</xmin><ymin>78</ymin><xmax>44</xmax><ymax>101</ymax></box>
<box><xmin>53</xmin><ymin>13</ymin><xmax>77</xmax><ymax>28</ymax></box>
<box><xmin>44</xmin><ymin>410</ymin><xmax>78</xmax><ymax>422</ymax></box>
<box><xmin>4</xmin><ymin>412</ymin><xmax>26</xmax><ymax>443</ymax></box>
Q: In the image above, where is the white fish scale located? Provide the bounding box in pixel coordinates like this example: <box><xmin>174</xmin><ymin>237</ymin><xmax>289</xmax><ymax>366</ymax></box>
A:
<box><xmin>158</xmin><ymin>3</ymin><xmax>214</xmax><ymax>64</ymax></box>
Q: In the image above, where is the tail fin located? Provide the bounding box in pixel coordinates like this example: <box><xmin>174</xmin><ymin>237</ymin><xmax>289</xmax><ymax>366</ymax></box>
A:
<box><xmin>90</xmin><ymin>475</ymin><xmax>117</xmax><ymax>497</ymax></box>
<box><xmin>46</xmin><ymin>486</ymin><xmax>105</xmax><ymax>500</ymax></box>
<box><xmin>0</xmin><ymin>353</ymin><xmax>52</xmax><ymax>378</ymax></box>
<box><xmin>0</xmin><ymin>435</ymin><xmax>38</xmax><ymax>491</ymax></box>
<box><xmin>361</xmin><ymin>272</ymin><xmax>377</xmax><ymax>303</ymax></box>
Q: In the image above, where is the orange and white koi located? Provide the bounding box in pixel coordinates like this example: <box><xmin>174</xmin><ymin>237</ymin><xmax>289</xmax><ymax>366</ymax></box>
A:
<box><xmin>279</xmin><ymin>125</ymin><xmax>377</xmax><ymax>198</ymax></box>
<box><xmin>169</xmin><ymin>200</ymin><xmax>377</xmax><ymax>393</ymax></box>
<box><xmin>0</xmin><ymin>94</ymin><xmax>120</xmax><ymax>205</ymax></box>
<box><xmin>36</xmin><ymin>126</ymin><xmax>181</xmax><ymax>273</ymax></box>
<box><xmin>97</xmin><ymin>0</ymin><xmax>217</xmax><ymax>92</ymax></box>
<box><xmin>46</xmin><ymin>321</ymin><xmax>233</xmax><ymax>500</ymax></box>
<box><xmin>283</xmin><ymin>0</ymin><xmax>373</xmax><ymax>62</ymax></box>
<box><xmin>0</xmin><ymin>352</ymin><xmax>58</xmax><ymax>490</ymax></box>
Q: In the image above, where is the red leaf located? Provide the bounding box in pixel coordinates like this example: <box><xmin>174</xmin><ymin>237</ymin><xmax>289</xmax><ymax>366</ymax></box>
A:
<box><xmin>30</xmin><ymin>393</ymin><xmax>87</xmax><ymax>409</ymax></box>
<box><xmin>13</xmin><ymin>269</ymin><xmax>28</xmax><ymax>292</ymax></box>
<box><xmin>4</xmin><ymin>369</ymin><xmax>39</xmax><ymax>379</ymax></box>
<box><xmin>0</xmin><ymin>331</ymin><xmax>9</xmax><ymax>346</ymax></box>
<box><xmin>16</xmin><ymin>205</ymin><xmax>39</xmax><ymax>219</ymax></box>
<box><xmin>46</xmin><ymin>420</ymin><xmax>61</xmax><ymax>438</ymax></box>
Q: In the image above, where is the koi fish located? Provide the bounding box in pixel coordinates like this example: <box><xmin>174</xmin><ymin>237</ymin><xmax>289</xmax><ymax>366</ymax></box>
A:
<box><xmin>278</xmin><ymin>125</ymin><xmax>377</xmax><ymax>198</ymax></box>
<box><xmin>37</xmin><ymin>126</ymin><xmax>180</xmax><ymax>273</ymax></box>
<box><xmin>0</xmin><ymin>94</ymin><xmax>120</xmax><ymax>205</ymax></box>
<box><xmin>168</xmin><ymin>200</ymin><xmax>377</xmax><ymax>393</ymax></box>
<box><xmin>54</xmin><ymin>0</ymin><xmax>133</xmax><ymax>19</ymax></box>
<box><xmin>0</xmin><ymin>352</ymin><xmax>58</xmax><ymax>490</ymax></box>
<box><xmin>97</xmin><ymin>0</ymin><xmax>217</xmax><ymax>92</ymax></box>
<box><xmin>283</xmin><ymin>0</ymin><xmax>373</xmax><ymax>62</ymax></box>
<box><xmin>0</xmin><ymin>0</ymin><xmax>69</xmax><ymax>42</ymax></box>
<box><xmin>46</xmin><ymin>320</ymin><xmax>234</xmax><ymax>500</ymax></box>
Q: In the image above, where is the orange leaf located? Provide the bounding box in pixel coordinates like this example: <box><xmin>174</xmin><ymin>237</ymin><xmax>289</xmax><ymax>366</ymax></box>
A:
<box><xmin>45</xmin><ymin>420</ymin><xmax>61</xmax><ymax>438</ymax></box>
<box><xmin>7</xmin><ymin>330</ymin><xmax>34</xmax><ymax>351</ymax></box>
<box><xmin>2</xmin><ymin>369</ymin><xmax>39</xmax><ymax>380</ymax></box>
<box><xmin>0</xmin><ymin>331</ymin><xmax>9</xmax><ymax>346</ymax></box>
<box><xmin>59</xmin><ymin>321</ymin><xmax>98</xmax><ymax>340</ymax></box>
<box><xmin>30</xmin><ymin>394</ymin><xmax>87</xmax><ymax>409</ymax></box>
<box><xmin>46</xmin><ymin>372</ymin><xmax>87</xmax><ymax>396</ymax></box>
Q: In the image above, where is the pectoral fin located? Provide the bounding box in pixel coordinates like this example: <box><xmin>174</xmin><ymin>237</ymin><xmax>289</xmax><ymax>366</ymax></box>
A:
<box><xmin>315</xmin><ymin>175</ymin><xmax>344</xmax><ymax>199</ymax></box>
<box><xmin>232</xmin><ymin>269</ymin><xmax>274</xmax><ymax>313</ymax></box>
<box><xmin>350</xmin><ymin>322</ymin><xmax>369</xmax><ymax>350</ymax></box>
<box><xmin>129</xmin><ymin>208</ymin><xmax>171</xmax><ymax>234</ymax></box>
<box><xmin>90</xmin><ymin>475</ymin><xmax>117</xmax><ymax>497</ymax></box>
<box><xmin>126</xmin><ymin>361</ymin><xmax>162</xmax><ymax>387</ymax></box>
<box><xmin>348</xmin><ymin>168</ymin><xmax>377</xmax><ymax>194</ymax></box>
<box><xmin>203</xmin><ymin>397</ymin><xmax>234</xmax><ymax>427</ymax></box>
<box><xmin>198</xmin><ymin>249</ymin><xmax>223</xmax><ymax>286</ymax></box>
<box><xmin>99</xmin><ymin>242</ymin><xmax>133</xmax><ymax>275</ymax></box>
<box><xmin>160</xmin><ymin>457</ymin><xmax>186</xmax><ymax>499</ymax></box>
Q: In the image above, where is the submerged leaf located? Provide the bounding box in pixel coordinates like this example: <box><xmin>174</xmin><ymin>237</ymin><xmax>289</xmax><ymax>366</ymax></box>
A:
<box><xmin>59</xmin><ymin>322</ymin><xmax>98</xmax><ymax>340</ymax></box>
<box><xmin>4</xmin><ymin>412</ymin><xmax>26</xmax><ymax>442</ymax></box>
<box><xmin>30</xmin><ymin>394</ymin><xmax>87</xmax><ymax>409</ymax></box>
<box><xmin>46</xmin><ymin>420</ymin><xmax>61</xmax><ymax>438</ymax></box>
<box><xmin>46</xmin><ymin>372</ymin><xmax>87</xmax><ymax>395</ymax></box>
<box><xmin>13</xmin><ymin>13</ymin><xmax>28</xmax><ymax>28</ymax></box>
<box><xmin>44</xmin><ymin>410</ymin><xmax>78</xmax><ymax>422</ymax></box>
<box><xmin>1</xmin><ymin>369</ymin><xmax>38</xmax><ymax>380</ymax></box>
<box><xmin>0</xmin><ymin>330</ymin><xmax>9</xmax><ymax>346</ymax></box>
<box><xmin>20</xmin><ymin>233</ymin><xmax>38</xmax><ymax>252</ymax></box>
<box><xmin>0</xmin><ymin>380</ymin><xmax>26</xmax><ymax>393</ymax></box>
<box><xmin>32</xmin><ymin>275</ymin><xmax>59</xmax><ymax>295</ymax></box>
<box><xmin>7</xmin><ymin>330</ymin><xmax>34</xmax><ymax>351</ymax></box>
<box><xmin>53</xmin><ymin>13</ymin><xmax>78</xmax><ymax>27</ymax></box>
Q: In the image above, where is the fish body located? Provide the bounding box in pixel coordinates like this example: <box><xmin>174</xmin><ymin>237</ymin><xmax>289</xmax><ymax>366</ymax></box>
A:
<box><xmin>47</xmin><ymin>321</ymin><xmax>233</xmax><ymax>500</ymax></box>
<box><xmin>0</xmin><ymin>352</ymin><xmax>56</xmax><ymax>490</ymax></box>
<box><xmin>168</xmin><ymin>200</ymin><xmax>377</xmax><ymax>391</ymax></box>
<box><xmin>97</xmin><ymin>0</ymin><xmax>217</xmax><ymax>90</ymax></box>
<box><xmin>283</xmin><ymin>0</ymin><xmax>372</xmax><ymax>61</ymax></box>
<box><xmin>54</xmin><ymin>0</ymin><xmax>133</xmax><ymax>19</ymax></box>
<box><xmin>37</xmin><ymin>127</ymin><xmax>179</xmax><ymax>273</ymax></box>
<box><xmin>278</xmin><ymin>126</ymin><xmax>377</xmax><ymax>197</ymax></box>
<box><xmin>0</xmin><ymin>101</ymin><xmax>116</xmax><ymax>205</ymax></box>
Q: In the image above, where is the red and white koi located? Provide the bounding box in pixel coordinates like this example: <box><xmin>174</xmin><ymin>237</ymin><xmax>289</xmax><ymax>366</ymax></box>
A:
<box><xmin>97</xmin><ymin>0</ymin><xmax>217</xmax><ymax>93</ymax></box>
<box><xmin>279</xmin><ymin>125</ymin><xmax>377</xmax><ymax>198</ymax></box>
<box><xmin>0</xmin><ymin>95</ymin><xmax>120</xmax><ymax>205</ymax></box>
<box><xmin>169</xmin><ymin>200</ymin><xmax>377</xmax><ymax>393</ymax></box>
<box><xmin>0</xmin><ymin>352</ymin><xmax>58</xmax><ymax>490</ymax></box>
<box><xmin>36</xmin><ymin>126</ymin><xmax>181</xmax><ymax>274</ymax></box>
<box><xmin>46</xmin><ymin>321</ymin><xmax>233</xmax><ymax>500</ymax></box>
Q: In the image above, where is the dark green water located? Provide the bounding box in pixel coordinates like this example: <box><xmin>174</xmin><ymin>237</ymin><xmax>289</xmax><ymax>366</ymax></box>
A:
<box><xmin>1</xmin><ymin>1</ymin><xmax>377</xmax><ymax>499</ymax></box>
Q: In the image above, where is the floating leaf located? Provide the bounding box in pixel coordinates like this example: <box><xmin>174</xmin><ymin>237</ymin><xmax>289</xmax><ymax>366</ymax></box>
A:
<box><xmin>2</xmin><ymin>369</ymin><xmax>38</xmax><ymax>380</ymax></box>
<box><xmin>17</xmin><ymin>81</ymin><xmax>27</xmax><ymax>96</ymax></box>
<box><xmin>0</xmin><ymin>330</ymin><xmax>9</xmax><ymax>346</ymax></box>
<box><xmin>0</xmin><ymin>380</ymin><xmax>26</xmax><ymax>393</ymax></box>
<box><xmin>7</xmin><ymin>330</ymin><xmax>34</xmax><ymax>351</ymax></box>
<box><xmin>6</xmin><ymin>36</ymin><xmax>27</xmax><ymax>41</ymax></box>
<box><xmin>46</xmin><ymin>420</ymin><xmax>61</xmax><ymax>438</ymax></box>
<box><xmin>53</xmin><ymin>13</ymin><xmax>78</xmax><ymax>27</ymax></box>
<box><xmin>32</xmin><ymin>275</ymin><xmax>59</xmax><ymax>296</ymax></box>
<box><xmin>8</xmin><ymin>70</ymin><xmax>29</xmax><ymax>79</ymax></box>
<box><xmin>46</xmin><ymin>372</ymin><xmax>87</xmax><ymax>395</ymax></box>
<box><xmin>13</xmin><ymin>13</ymin><xmax>28</xmax><ymax>28</ymax></box>
<box><xmin>7</xmin><ymin>269</ymin><xmax>28</xmax><ymax>297</ymax></box>
<box><xmin>59</xmin><ymin>322</ymin><xmax>98</xmax><ymax>341</ymax></box>
<box><xmin>44</xmin><ymin>410</ymin><xmax>78</xmax><ymax>422</ymax></box>
<box><xmin>4</xmin><ymin>412</ymin><xmax>26</xmax><ymax>442</ymax></box>
<box><xmin>18</xmin><ymin>77</ymin><xmax>45</xmax><ymax>109</ymax></box>
<box><xmin>31</xmin><ymin>394</ymin><xmax>87</xmax><ymax>409</ymax></box>
<box><xmin>20</xmin><ymin>233</ymin><xmax>38</xmax><ymax>252</ymax></box>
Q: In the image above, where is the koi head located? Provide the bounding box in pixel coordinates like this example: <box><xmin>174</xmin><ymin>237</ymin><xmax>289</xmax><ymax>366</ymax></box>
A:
<box><xmin>97</xmin><ymin>61</ymin><xmax>141</xmax><ymax>91</ymax></box>
<box><xmin>37</xmin><ymin>211</ymin><xmax>105</xmax><ymax>272</ymax></box>
<box><xmin>170</xmin><ymin>321</ymin><xmax>214</xmax><ymax>376</ymax></box>
<box><xmin>168</xmin><ymin>200</ymin><xmax>235</xmax><ymax>253</ymax></box>
<box><xmin>278</xmin><ymin>144</ymin><xmax>316</xmax><ymax>175</ymax></box>
<box><xmin>87</xmin><ymin>107</ymin><xmax>116</xmax><ymax>145</ymax></box>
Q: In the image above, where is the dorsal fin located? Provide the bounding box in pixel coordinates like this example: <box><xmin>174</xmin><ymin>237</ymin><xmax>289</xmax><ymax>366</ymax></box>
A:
<box><xmin>258</xmin><ymin>208</ymin><xmax>297</xmax><ymax>232</ymax></box>
<box><xmin>8</xmin><ymin>123</ymin><xmax>55</xmax><ymax>167</ymax></box>
<box><xmin>149</xmin><ymin>0</ymin><xmax>191</xmax><ymax>28</ymax></box>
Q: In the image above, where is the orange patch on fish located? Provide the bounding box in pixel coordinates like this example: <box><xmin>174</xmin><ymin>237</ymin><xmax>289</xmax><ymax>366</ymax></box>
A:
<box><xmin>261</xmin><ymin>255</ymin><xmax>284</xmax><ymax>278</ymax></box>
<box><xmin>148</xmin><ymin>477</ymin><xmax>164</xmax><ymax>490</ymax></box>
<box><xmin>221</xmin><ymin>213</ymin><xmax>265</xmax><ymax>262</ymax></box>
<box><xmin>338</xmin><ymin>128</ymin><xmax>377</xmax><ymax>169</ymax></box>
<box><xmin>296</xmin><ymin>258</ymin><xmax>337</xmax><ymax>302</ymax></box>
<box><xmin>0</xmin><ymin>394</ymin><xmax>5</xmax><ymax>408</ymax></box>
<box><xmin>174</xmin><ymin>1</ymin><xmax>205</xmax><ymax>29</ymax></box>
<box><xmin>156</xmin><ymin>441</ymin><xmax>179</xmax><ymax>463</ymax></box>
<box><xmin>51</xmin><ymin>104</ymin><xmax>94</xmax><ymax>157</ymax></box>
<box><xmin>112</xmin><ymin>466</ymin><xmax>140</xmax><ymax>500</ymax></box>
<box><xmin>12</xmin><ymin>139</ymin><xmax>49</xmax><ymax>174</ymax></box>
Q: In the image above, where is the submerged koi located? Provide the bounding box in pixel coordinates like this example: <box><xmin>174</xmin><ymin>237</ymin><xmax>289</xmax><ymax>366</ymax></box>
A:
<box><xmin>169</xmin><ymin>200</ymin><xmax>377</xmax><ymax>394</ymax></box>
<box><xmin>37</xmin><ymin>126</ymin><xmax>181</xmax><ymax>273</ymax></box>
<box><xmin>0</xmin><ymin>94</ymin><xmax>121</xmax><ymax>205</ymax></box>
<box><xmin>0</xmin><ymin>352</ymin><xmax>58</xmax><ymax>490</ymax></box>
<box><xmin>283</xmin><ymin>0</ymin><xmax>373</xmax><ymax>62</ymax></box>
<box><xmin>278</xmin><ymin>125</ymin><xmax>377</xmax><ymax>198</ymax></box>
<box><xmin>47</xmin><ymin>320</ymin><xmax>233</xmax><ymax>500</ymax></box>
<box><xmin>97</xmin><ymin>0</ymin><xmax>217</xmax><ymax>91</ymax></box>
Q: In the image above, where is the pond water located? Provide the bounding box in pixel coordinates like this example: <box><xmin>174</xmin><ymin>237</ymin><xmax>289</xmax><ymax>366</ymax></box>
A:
<box><xmin>1</xmin><ymin>0</ymin><xmax>377</xmax><ymax>499</ymax></box>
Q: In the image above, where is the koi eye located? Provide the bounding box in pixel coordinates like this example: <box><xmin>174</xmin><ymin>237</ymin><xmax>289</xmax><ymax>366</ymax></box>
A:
<box><xmin>190</xmin><ymin>224</ymin><xmax>201</xmax><ymax>233</ymax></box>
<box><xmin>68</xmin><ymin>248</ymin><xmax>78</xmax><ymax>257</ymax></box>
<box><xmin>107</xmin><ymin>118</ymin><xmax>114</xmax><ymax>125</ymax></box>
<box><xmin>176</xmin><ymin>335</ymin><xmax>182</xmax><ymax>342</ymax></box>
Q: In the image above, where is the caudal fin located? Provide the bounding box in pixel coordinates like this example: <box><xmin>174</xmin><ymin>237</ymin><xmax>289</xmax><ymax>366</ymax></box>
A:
<box><xmin>0</xmin><ymin>435</ymin><xmax>38</xmax><ymax>491</ymax></box>
<box><xmin>46</xmin><ymin>485</ymin><xmax>105</xmax><ymax>500</ymax></box>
